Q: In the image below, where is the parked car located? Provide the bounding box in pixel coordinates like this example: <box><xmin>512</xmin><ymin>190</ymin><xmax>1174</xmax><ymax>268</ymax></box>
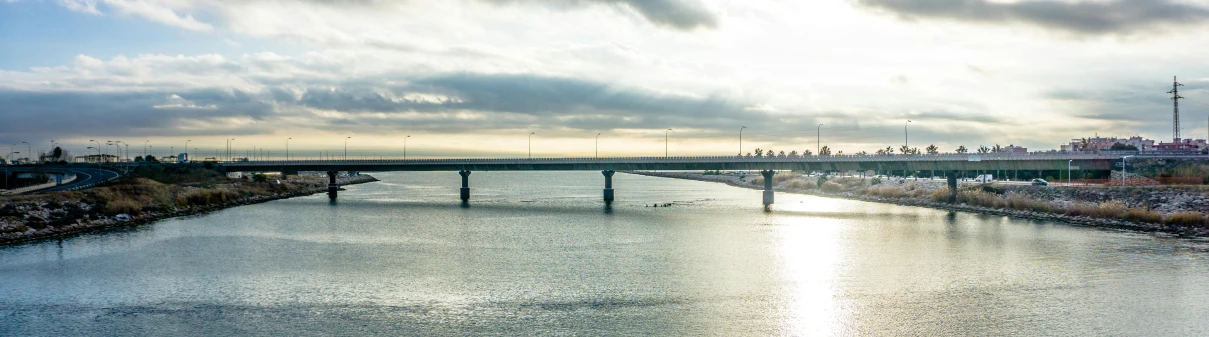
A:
<box><xmin>1030</xmin><ymin>178</ymin><xmax>1049</xmax><ymax>186</ymax></box>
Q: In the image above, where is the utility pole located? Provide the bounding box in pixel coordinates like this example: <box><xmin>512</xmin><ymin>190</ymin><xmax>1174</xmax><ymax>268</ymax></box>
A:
<box><xmin>1169</xmin><ymin>76</ymin><xmax>1184</xmax><ymax>143</ymax></box>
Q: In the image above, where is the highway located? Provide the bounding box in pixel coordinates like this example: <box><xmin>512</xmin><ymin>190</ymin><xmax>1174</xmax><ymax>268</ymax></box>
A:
<box><xmin>2</xmin><ymin>166</ymin><xmax>120</xmax><ymax>193</ymax></box>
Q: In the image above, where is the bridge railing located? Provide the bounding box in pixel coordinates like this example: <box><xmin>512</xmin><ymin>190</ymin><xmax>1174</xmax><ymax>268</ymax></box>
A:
<box><xmin>219</xmin><ymin>152</ymin><xmax>1151</xmax><ymax>166</ymax></box>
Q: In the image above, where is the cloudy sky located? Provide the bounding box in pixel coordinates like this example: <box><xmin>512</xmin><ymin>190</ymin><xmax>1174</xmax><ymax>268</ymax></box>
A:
<box><xmin>3</xmin><ymin>0</ymin><xmax>1209</xmax><ymax>159</ymax></box>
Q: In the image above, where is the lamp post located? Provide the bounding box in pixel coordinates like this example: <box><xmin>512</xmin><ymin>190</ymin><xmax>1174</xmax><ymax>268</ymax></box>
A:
<box><xmin>665</xmin><ymin>128</ymin><xmax>672</xmax><ymax>158</ymax></box>
<box><xmin>596</xmin><ymin>133</ymin><xmax>601</xmax><ymax>158</ymax></box>
<box><xmin>185</xmin><ymin>140</ymin><xmax>191</xmax><ymax>162</ymax></box>
<box><xmin>344</xmin><ymin>136</ymin><xmax>351</xmax><ymax>160</ymax></box>
<box><xmin>1068</xmin><ymin>159</ymin><xmax>1073</xmax><ymax>185</ymax></box>
<box><xmin>286</xmin><ymin>138</ymin><xmax>292</xmax><ymax>161</ymax></box>
<box><xmin>904</xmin><ymin>120</ymin><xmax>912</xmax><ymax>150</ymax></box>
<box><xmin>528</xmin><ymin>132</ymin><xmax>535</xmax><ymax>159</ymax></box>
<box><xmin>91</xmin><ymin>140</ymin><xmax>102</xmax><ymax>162</ymax></box>
<box><xmin>21</xmin><ymin>142</ymin><xmax>30</xmax><ymax>163</ymax></box>
<box><xmin>817</xmin><ymin>124</ymin><xmax>823</xmax><ymax>156</ymax></box>
<box><xmin>1118</xmin><ymin>156</ymin><xmax>1125</xmax><ymax>185</ymax></box>
<box><xmin>4</xmin><ymin>151</ymin><xmax>17</xmax><ymax>190</ymax></box>
<box><xmin>739</xmin><ymin>126</ymin><xmax>746</xmax><ymax>156</ymax></box>
<box><xmin>143</xmin><ymin>140</ymin><xmax>149</xmax><ymax>158</ymax></box>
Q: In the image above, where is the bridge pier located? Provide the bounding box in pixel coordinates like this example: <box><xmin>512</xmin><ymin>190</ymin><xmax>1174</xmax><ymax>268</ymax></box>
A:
<box><xmin>459</xmin><ymin>170</ymin><xmax>471</xmax><ymax>202</ymax></box>
<box><xmin>761</xmin><ymin>170</ymin><xmax>775</xmax><ymax>207</ymax></box>
<box><xmin>602</xmin><ymin>170</ymin><xmax>615</xmax><ymax>205</ymax></box>
<box><xmin>946</xmin><ymin>170</ymin><xmax>958</xmax><ymax>203</ymax></box>
<box><xmin>327</xmin><ymin>171</ymin><xmax>338</xmax><ymax>200</ymax></box>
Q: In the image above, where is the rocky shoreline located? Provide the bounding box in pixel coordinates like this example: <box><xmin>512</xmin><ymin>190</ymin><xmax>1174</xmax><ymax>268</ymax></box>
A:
<box><xmin>631</xmin><ymin>171</ymin><xmax>1209</xmax><ymax>238</ymax></box>
<box><xmin>0</xmin><ymin>175</ymin><xmax>378</xmax><ymax>247</ymax></box>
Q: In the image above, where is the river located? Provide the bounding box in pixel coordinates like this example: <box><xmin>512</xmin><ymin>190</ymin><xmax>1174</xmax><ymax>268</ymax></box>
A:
<box><xmin>2</xmin><ymin>171</ymin><xmax>1208</xmax><ymax>335</ymax></box>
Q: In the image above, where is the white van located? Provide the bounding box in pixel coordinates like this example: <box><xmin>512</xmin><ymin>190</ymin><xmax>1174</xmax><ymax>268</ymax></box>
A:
<box><xmin>974</xmin><ymin>174</ymin><xmax>994</xmax><ymax>183</ymax></box>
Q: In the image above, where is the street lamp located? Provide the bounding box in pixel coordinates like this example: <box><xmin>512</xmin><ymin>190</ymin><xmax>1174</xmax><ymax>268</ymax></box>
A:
<box><xmin>817</xmin><ymin>124</ymin><xmax>823</xmax><ymax>156</ymax></box>
<box><xmin>344</xmin><ymin>136</ymin><xmax>351</xmax><ymax>160</ymax></box>
<box><xmin>528</xmin><ymin>132</ymin><xmax>536</xmax><ymax>159</ymax></box>
<box><xmin>90</xmin><ymin>140</ymin><xmax>102</xmax><ymax>162</ymax></box>
<box><xmin>144</xmin><ymin>140</ymin><xmax>149</xmax><ymax>157</ymax></box>
<box><xmin>665</xmin><ymin>128</ymin><xmax>672</xmax><ymax>158</ymax></box>
<box><xmin>596</xmin><ymin>133</ymin><xmax>601</xmax><ymax>158</ymax></box>
<box><xmin>904</xmin><ymin>120</ymin><xmax>912</xmax><ymax>151</ymax></box>
<box><xmin>286</xmin><ymin>138</ymin><xmax>292</xmax><ymax>161</ymax></box>
<box><xmin>1120</xmin><ymin>155</ymin><xmax>1133</xmax><ymax>186</ymax></box>
<box><xmin>403</xmin><ymin>135</ymin><xmax>410</xmax><ymax>160</ymax></box>
<box><xmin>739</xmin><ymin>126</ymin><xmax>746</xmax><ymax>156</ymax></box>
<box><xmin>1068</xmin><ymin>159</ymin><xmax>1073</xmax><ymax>185</ymax></box>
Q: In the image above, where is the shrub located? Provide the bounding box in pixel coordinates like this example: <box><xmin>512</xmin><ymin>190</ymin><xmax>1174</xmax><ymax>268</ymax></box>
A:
<box><xmin>930</xmin><ymin>187</ymin><xmax>951</xmax><ymax>202</ymax></box>
<box><xmin>1066</xmin><ymin>200</ymin><xmax>1125</xmax><ymax>219</ymax></box>
<box><xmin>1163</xmin><ymin>212</ymin><xmax>1205</xmax><ymax>226</ymax></box>
<box><xmin>1121</xmin><ymin>208</ymin><xmax>1162</xmax><ymax>223</ymax></box>
<box><xmin>1004</xmin><ymin>193</ymin><xmax>1053</xmax><ymax>213</ymax></box>
<box><xmin>772</xmin><ymin>172</ymin><xmax>798</xmax><ymax>184</ymax></box>
<box><xmin>749</xmin><ymin>176</ymin><xmax>764</xmax><ymax>186</ymax></box>
<box><xmin>252</xmin><ymin>173</ymin><xmax>268</xmax><ymax>183</ymax></box>
<box><xmin>821</xmin><ymin>181</ymin><xmax>843</xmax><ymax>193</ymax></box>
<box><xmin>958</xmin><ymin>190</ymin><xmax>1003</xmax><ymax>208</ymax></box>
<box><xmin>786</xmin><ymin>179</ymin><xmax>817</xmax><ymax>190</ymax></box>
<box><xmin>870</xmin><ymin>176</ymin><xmax>882</xmax><ymax>185</ymax></box>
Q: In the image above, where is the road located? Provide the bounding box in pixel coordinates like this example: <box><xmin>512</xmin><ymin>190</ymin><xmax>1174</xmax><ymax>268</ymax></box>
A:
<box><xmin>2</xmin><ymin>166</ymin><xmax>121</xmax><ymax>193</ymax></box>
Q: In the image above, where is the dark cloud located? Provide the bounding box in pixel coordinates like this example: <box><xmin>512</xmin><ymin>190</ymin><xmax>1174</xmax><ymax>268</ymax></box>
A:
<box><xmin>483</xmin><ymin>0</ymin><xmax>717</xmax><ymax>30</ymax></box>
<box><xmin>0</xmin><ymin>90</ymin><xmax>274</xmax><ymax>143</ymax></box>
<box><xmin>853</xmin><ymin>0</ymin><xmax>1209</xmax><ymax>34</ymax></box>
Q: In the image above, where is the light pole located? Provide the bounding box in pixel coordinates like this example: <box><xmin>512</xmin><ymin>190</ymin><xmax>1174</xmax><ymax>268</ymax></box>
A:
<box><xmin>185</xmin><ymin>140</ymin><xmax>191</xmax><ymax>162</ymax></box>
<box><xmin>227</xmin><ymin>139</ymin><xmax>234</xmax><ymax>161</ymax></box>
<box><xmin>404</xmin><ymin>135</ymin><xmax>410</xmax><ymax>160</ymax></box>
<box><xmin>21</xmin><ymin>142</ymin><xmax>30</xmax><ymax>163</ymax></box>
<box><xmin>286</xmin><ymin>138</ymin><xmax>292</xmax><ymax>161</ymax></box>
<box><xmin>344</xmin><ymin>136</ymin><xmax>351</xmax><ymax>160</ymax></box>
<box><xmin>91</xmin><ymin>140</ymin><xmax>102</xmax><ymax>162</ymax></box>
<box><xmin>4</xmin><ymin>152</ymin><xmax>18</xmax><ymax>190</ymax></box>
<box><xmin>528</xmin><ymin>132</ymin><xmax>535</xmax><ymax>159</ymax></box>
<box><xmin>904</xmin><ymin>120</ymin><xmax>912</xmax><ymax>151</ymax></box>
<box><xmin>665</xmin><ymin>128</ymin><xmax>672</xmax><ymax>158</ymax></box>
<box><xmin>143</xmin><ymin>140</ymin><xmax>149</xmax><ymax>158</ymax></box>
<box><xmin>817</xmin><ymin>124</ymin><xmax>823</xmax><ymax>156</ymax></box>
<box><xmin>1068</xmin><ymin>159</ymin><xmax>1073</xmax><ymax>185</ymax></box>
<box><xmin>1118</xmin><ymin>156</ymin><xmax>1125</xmax><ymax>185</ymax></box>
<box><xmin>739</xmin><ymin>126</ymin><xmax>746</xmax><ymax>156</ymax></box>
<box><xmin>596</xmin><ymin>133</ymin><xmax>601</xmax><ymax>158</ymax></box>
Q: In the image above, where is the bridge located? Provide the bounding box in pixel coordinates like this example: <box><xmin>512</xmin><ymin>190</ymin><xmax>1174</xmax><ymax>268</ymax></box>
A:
<box><xmin>221</xmin><ymin>152</ymin><xmax>1138</xmax><ymax>206</ymax></box>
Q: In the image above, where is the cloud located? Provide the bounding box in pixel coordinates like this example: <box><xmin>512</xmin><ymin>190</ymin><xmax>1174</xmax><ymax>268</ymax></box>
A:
<box><xmin>102</xmin><ymin>0</ymin><xmax>213</xmax><ymax>31</ymax></box>
<box><xmin>58</xmin><ymin>0</ymin><xmax>101</xmax><ymax>14</ymax></box>
<box><xmin>853</xmin><ymin>0</ymin><xmax>1209</xmax><ymax>34</ymax></box>
<box><xmin>442</xmin><ymin>0</ymin><xmax>717</xmax><ymax>30</ymax></box>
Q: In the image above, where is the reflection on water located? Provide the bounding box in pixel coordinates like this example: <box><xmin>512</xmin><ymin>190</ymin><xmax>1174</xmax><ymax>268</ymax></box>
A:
<box><xmin>2</xmin><ymin>171</ymin><xmax>1208</xmax><ymax>335</ymax></box>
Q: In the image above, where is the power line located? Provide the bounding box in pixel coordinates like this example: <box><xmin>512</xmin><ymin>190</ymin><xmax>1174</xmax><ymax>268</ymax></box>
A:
<box><xmin>1169</xmin><ymin>76</ymin><xmax>1184</xmax><ymax>142</ymax></box>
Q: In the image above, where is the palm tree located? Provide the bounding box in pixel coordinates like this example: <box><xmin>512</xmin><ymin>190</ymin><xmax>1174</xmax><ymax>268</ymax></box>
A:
<box><xmin>857</xmin><ymin>151</ymin><xmax>869</xmax><ymax>155</ymax></box>
<box><xmin>835</xmin><ymin>150</ymin><xmax>844</xmax><ymax>155</ymax></box>
<box><xmin>801</xmin><ymin>149</ymin><xmax>812</xmax><ymax>156</ymax></box>
<box><xmin>754</xmin><ymin>148</ymin><xmax>763</xmax><ymax>157</ymax></box>
<box><xmin>992</xmin><ymin>144</ymin><xmax>1003</xmax><ymax>152</ymax></box>
<box><xmin>778</xmin><ymin>150</ymin><xmax>786</xmax><ymax>157</ymax></box>
<box><xmin>910</xmin><ymin>147</ymin><xmax>920</xmax><ymax>154</ymax></box>
<box><xmin>1078</xmin><ymin>137</ymin><xmax>1091</xmax><ymax>151</ymax></box>
<box><xmin>765</xmin><ymin>148</ymin><xmax>775</xmax><ymax>157</ymax></box>
<box><xmin>820</xmin><ymin>146</ymin><xmax>832</xmax><ymax>156</ymax></box>
<box><xmin>789</xmin><ymin>150</ymin><xmax>799</xmax><ymax>157</ymax></box>
<box><xmin>885</xmin><ymin>146</ymin><xmax>894</xmax><ymax>154</ymax></box>
<box><xmin>926</xmin><ymin>144</ymin><xmax>938</xmax><ymax>154</ymax></box>
<box><xmin>956</xmin><ymin>145</ymin><xmax>968</xmax><ymax>153</ymax></box>
<box><xmin>899</xmin><ymin>144</ymin><xmax>910</xmax><ymax>154</ymax></box>
<box><xmin>977</xmin><ymin>145</ymin><xmax>990</xmax><ymax>153</ymax></box>
<box><xmin>875</xmin><ymin>148</ymin><xmax>887</xmax><ymax>155</ymax></box>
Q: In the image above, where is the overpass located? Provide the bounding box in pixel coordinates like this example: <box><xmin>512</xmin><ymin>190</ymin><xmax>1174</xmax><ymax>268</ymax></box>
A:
<box><xmin>221</xmin><ymin>152</ymin><xmax>1135</xmax><ymax>206</ymax></box>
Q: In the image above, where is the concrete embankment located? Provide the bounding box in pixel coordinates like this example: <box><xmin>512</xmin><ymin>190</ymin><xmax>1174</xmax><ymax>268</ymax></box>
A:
<box><xmin>631</xmin><ymin>171</ymin><xmax>1209</xmax><ymax>238</ymax></box>
<box><xmin>0</xmin><ymin>175</ymin><xmax>378</xmax><ymax>246</ymax></box>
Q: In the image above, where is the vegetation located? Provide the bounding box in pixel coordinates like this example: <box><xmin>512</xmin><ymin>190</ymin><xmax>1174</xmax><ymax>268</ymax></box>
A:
<box><xmin>956</xmin><ymin>145</ymin><xmax>968</xmax><ymax>153</ymax></box>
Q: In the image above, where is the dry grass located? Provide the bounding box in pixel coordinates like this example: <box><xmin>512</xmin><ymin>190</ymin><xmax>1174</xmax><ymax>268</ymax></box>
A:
<box><xmin>1121</xmin><ymin>208</ymin><xmax>1162</xmax><ymax>223</ymax></box>
<box><xmin>1065</xmin><ymin>200</ymin><xmax>1126</xmax><ymax>219</ymax></box>
<box><xmin>930</xmin><ymin>187</ymin><xmax>951</xmax><ymax>202</ymax></box>
<box><xmin>1163</xmin><ymin>212</ymin><xmax>1206</xmax><ymax>226</ymax></box>
<box><xmin>748</xmin><ymin>176</ymin><xmax>764</xmax><ymax>186</ymax></box>
<box><xmin>821</xmin><ymin>181</ymin><xmax>844</xmax><ymax>193</ymax></box>
<box><xmin>1003</xmin><ymin>193</ymin><xmax>1054</xmax><ymax>213</ymax></box>
<box><xmin>867</xmin><ymin>185</ymin><xmax>909</xmax><ymax>198</ymax></box>
<box><xmin>958</xmin><ymin>190</ymin><xmax>1003</xmax><ymax>208</ymax></box>
<box><xmin>772</xmin><ymin>172</ymin><xmax>799</xmax><ymax>185</ymax></box>
<box><xmin>786</xmin><ymin>179</ymin><xmax>817</xmax><ymax>190</ymax></box>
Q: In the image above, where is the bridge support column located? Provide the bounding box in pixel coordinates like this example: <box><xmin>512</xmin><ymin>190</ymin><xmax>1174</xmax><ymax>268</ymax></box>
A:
<box><xmin>946</xmin><ymin>170</ymin><xmax>958</xmax><ymax>204</ymax></box>
<box><xmin>459</xmin><ymin>170</ymin><xmax>471</xmax><ymax>202</ymax></box>
<box><xmin>761</xmin><ymin>170</ymin><xmax>775</xmax><ymax>207</ymax></box>
<box><xmin>602</xmin><ymin>170</ymin><xmax>615</xmax><ymax>205</ymax></box>
<box><xmin>327</xmin><ymin>171</ymin><xmax>338</xmax><ymax>200</ymax></box>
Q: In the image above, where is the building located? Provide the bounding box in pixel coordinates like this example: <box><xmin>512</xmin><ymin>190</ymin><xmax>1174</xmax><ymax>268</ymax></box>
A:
<box><xmin>1002</xmin><ymin>144</ymin><xmax>1027</xmax><ymax>153</ymax></box>
<box><xmin>1061</xmin><ymin>136</ymin><xmax>1155</xmax><ymax>152</ymax></box>
<box><xmin>1155</xmin><ymin>139</ymin><xmax>1208</xmax><ymax>152</ymax></box>
<box><xmin>76</xmin><ymin>154</ymin><xmax>119</xmax><ymax>163</ymax></box>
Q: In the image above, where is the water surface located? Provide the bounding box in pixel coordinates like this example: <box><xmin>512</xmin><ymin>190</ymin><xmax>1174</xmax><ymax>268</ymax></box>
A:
<box><xmin>2</xmin><ymin>171</ymin><xmax>1207</xmax><ymax>335</ymax></box>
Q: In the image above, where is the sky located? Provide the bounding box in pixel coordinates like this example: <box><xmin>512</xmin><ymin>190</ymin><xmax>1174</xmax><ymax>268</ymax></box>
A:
<box><xmin>3</xmin><ymin>0</ymin><xmax>1209</xmax><ymax>159</ymax></box>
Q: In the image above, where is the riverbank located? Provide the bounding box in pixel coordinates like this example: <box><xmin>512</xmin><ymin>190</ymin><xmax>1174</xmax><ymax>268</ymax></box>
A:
<box><xmin>631</xmin><ymin>171</ymin><xmax>1209</xmax><ymax>238</ymax></box>
<box><xmin>0</xmin><ymin>174</ymin><xmax>377</xmax><ymax>246</ymax></box>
